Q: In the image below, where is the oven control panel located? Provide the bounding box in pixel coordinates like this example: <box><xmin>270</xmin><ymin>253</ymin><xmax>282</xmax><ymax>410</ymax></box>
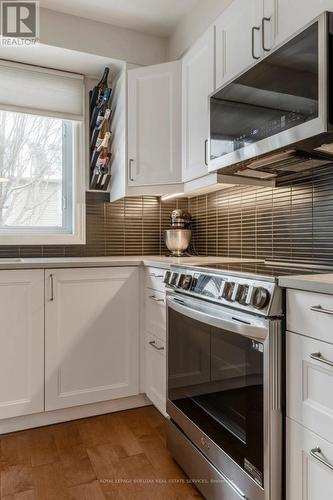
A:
<box><xmin>164</xmin><ymin>268</ymin><xmax>281</xmax><ymax>316</ymax></box>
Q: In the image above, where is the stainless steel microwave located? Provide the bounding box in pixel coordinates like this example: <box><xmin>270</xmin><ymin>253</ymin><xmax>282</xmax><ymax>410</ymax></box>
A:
<box><xmin>209</xmin><ymin>12</ymin><xmax>333</xmax><ymax>183</ymax></box>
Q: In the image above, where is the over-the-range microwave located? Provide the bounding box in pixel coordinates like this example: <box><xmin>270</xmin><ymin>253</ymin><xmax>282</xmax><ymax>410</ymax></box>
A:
<box><xmin>209</xmin><ymin>12</ymin><xmax>333</xmax><ymax>184</ymax></box>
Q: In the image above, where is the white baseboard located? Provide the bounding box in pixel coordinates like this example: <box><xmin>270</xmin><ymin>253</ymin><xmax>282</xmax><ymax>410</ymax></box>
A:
<box><xmin>0</xmin><ymin>394</ymin><xmax>151</xmax><ymax>435</ymax></box>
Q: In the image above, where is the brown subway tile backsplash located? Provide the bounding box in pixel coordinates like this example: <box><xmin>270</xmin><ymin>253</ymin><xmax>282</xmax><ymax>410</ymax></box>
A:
<box><xmin>4</xmin><ymin>193</ymin><xmax>188</xmax><ymax>258</ymax></box>
<box><xmin>3</xmin><ymin>163</ymin><xmax>333</xmax><ymax>263</ymax></box>
<box><xmin>189</xmin><ymin>163</ymin><xmax>333</xmax><ymax>265</ymax></box>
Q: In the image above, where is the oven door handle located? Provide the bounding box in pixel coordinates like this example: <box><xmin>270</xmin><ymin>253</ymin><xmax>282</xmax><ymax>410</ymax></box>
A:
<box><xmin>167</xmin><ymin>295</ymin><xmax>268</xmax><ymax>341</ymax></box>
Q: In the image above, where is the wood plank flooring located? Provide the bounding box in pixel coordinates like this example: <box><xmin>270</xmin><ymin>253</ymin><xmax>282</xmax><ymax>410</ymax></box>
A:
<box><xmin>0</xmin><ymin>406</ymin><xmax>202</xmax><ymax>499</ymax></box>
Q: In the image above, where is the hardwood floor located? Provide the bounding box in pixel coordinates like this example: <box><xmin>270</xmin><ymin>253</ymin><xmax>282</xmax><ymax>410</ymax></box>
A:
<box><xmin>0</xmin><ymin>406</ymin><xmax>202</xmax><ymax>499</ymax></box>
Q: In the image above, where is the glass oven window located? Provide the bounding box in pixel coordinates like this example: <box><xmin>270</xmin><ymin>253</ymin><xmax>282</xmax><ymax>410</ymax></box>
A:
<box><xmin>210</xmin><ymin>21</ymin><xmax>319</xmax><ymax>161</ymax></box>
<box><xmin>168</xmin><ymin>309</ymin><xmax>264</xmax><ymax>486</ymax></box>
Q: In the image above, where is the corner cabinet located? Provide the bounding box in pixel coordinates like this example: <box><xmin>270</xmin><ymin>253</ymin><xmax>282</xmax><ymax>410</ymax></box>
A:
<box><xmin>45</xmin><ymin>267</ymin><xmax>140</xmax><ymax>411</ymax></box>
<box><xmin>182</xmin><ymin>27</ymin><xmax>215</xmax><ymax>182</ymax></box>
<box><xmin>0</xmin><ymin>270</ymin><xmax>44</xmax><ymax>420</ymax></box>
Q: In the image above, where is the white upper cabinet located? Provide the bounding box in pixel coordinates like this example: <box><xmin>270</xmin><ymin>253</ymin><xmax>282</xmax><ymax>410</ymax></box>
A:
<box><xmin>0</xmin><ymin>270</ymin><xmax>44</xmax><ymax>420</ymax></box>
<box><xmin>182</xmin><ymin>27</ymin><xmax>215</xmax><ymax>182</ymax></box>
<box><xmin>45</xmin><ymin>267</ymin><xmax>140</xmax><ymax>411</ymax></box>
<box><xmin>127</xmin><ymin>61</ymin><xmax>182</xmax><ymax>187</ymax></box>
<box><xmin>265</xmin><ymin>0</ymin><xmax>331</xmax><ymax>48</ymax></box>
<box><xmin>215</xmin><ymin>0</ymin><xmax>263</xmax><ymax>89</ymax></box>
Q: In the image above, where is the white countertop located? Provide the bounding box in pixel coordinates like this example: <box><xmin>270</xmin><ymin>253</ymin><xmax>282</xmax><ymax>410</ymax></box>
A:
<box><xmin>0</xmin><ymin>255</ymin><xmax>263</xmax><ymax>270</ymax></box>
<box><xmin>279</xmin><ymin>273</ymin><xmax>333</xmax><ymax>295</ymax></box>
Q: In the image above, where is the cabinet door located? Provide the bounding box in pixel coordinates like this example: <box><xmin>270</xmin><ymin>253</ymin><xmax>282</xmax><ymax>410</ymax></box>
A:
<box><xmin>182</xmin><ymin>27</ymin><xmax>215</xmax><ymax>182</ymax></box>
<box><xmin>0</xmin><ymin>270</ymin><xmax>44</xmax><ymax>419</ymax></box>
<box><xmin>145</xmin><ymin>332</ymin><xmax>166</xmax><ymax>415</ymax></box>
<box><xmin>127</xmin><ymin>61</ymin><xmax>182</xmax><ymax>186</ymax></box>
<box><xmin>287</xmin><ymin>418</ymin><xmax>333</xmax><ymax>500</ymax></box>
<box><xmin>215</xmin><ymin>0</ymin><xmax>263</xmax><ymax>89</ymax></box>
<box><xmin>45</xmin><ymin>267</ymin><xmax>139</xmax><ymax>411</ymax></box>
<box><xmin>265</xmin><ymin>0</ymin><xmax>330</xmax><ymax>48</ymax></box>
<box><xmin>287</xmin><ymin>331</ymin><xmax>333</xmax><ymax>444</ymax></box>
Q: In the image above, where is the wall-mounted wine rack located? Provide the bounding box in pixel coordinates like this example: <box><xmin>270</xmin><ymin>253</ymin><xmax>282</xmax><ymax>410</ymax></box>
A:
<box><xmin>89</xmin><ymin>67</ymin><xmax>112</xmax><ymax>191</ymax></box>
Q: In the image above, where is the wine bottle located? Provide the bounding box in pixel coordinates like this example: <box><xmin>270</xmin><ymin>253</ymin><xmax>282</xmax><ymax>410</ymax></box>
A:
<box><xmin>90</xmin><ymin>67</ymin><xmax>110</xmax><ymax>112</ymax></box>
<box><xmin>97</xmin><ymin>67</ymin><xmax>109</xmax><ymax>92</ymax></box>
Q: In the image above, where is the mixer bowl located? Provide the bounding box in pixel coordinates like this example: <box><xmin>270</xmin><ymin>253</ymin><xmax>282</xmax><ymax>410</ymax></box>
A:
<box><xmin>164</xmin><ymin>229</ymin><xmax>192</xmax><ymax>257</ymax></box>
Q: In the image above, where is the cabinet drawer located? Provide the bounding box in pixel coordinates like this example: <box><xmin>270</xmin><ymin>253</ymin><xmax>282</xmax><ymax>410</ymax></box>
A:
<box><xmin>287</xmin><ymin>418</ymin><xmax>333</xmax><ymax>500</ymax></box>
<box><xmin>145</xmin><ymin>290</ymin><xmax>166</xmax><ymax>341</ymax></box>
<box><xmin>145</xmin><ymin>267</ymin><xmax>166</xmax><ymax>293</ymax></box>
<box><xmin>287</xmin><ymin>331</ymin><xmax>333</xmax><ymax>444</ymax></box>
<box><xmin>287</xmin><ymin>289</ymin><xmax>333</xmax><ymax>343</ymax></box>
<box><xmin>145</xmin><ymin>332</ymin><xmax>166</xmax><ymax>415</ymax></box>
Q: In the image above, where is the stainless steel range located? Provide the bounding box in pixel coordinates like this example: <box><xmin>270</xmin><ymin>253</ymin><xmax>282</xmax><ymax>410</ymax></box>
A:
<box><xmin>164</xmin><ymin>261</ymin><xmax>310</xmax><ymax>500</ymax></box>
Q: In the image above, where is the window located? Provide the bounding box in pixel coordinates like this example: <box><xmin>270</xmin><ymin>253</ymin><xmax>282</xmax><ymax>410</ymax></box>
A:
<box><xmin>0</xmin><ymin>61</ymin><xmax>85</xmax><ymax>245</ymax></box>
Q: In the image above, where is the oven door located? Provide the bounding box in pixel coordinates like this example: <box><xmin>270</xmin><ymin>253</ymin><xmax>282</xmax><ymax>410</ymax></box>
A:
<box><xmin>167</xmin><ymin>293</ymin><xmax>281</xmax><ymax>500</ymax></box>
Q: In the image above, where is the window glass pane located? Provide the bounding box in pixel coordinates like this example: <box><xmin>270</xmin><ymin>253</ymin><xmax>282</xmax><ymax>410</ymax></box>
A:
<box><xmin>0</xmin><ymin>110</ymin><xmax>73</xmax><ymax>230</ymax></box>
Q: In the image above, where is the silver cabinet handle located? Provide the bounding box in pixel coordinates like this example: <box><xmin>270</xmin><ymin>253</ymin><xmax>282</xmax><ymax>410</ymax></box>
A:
<box><xmin>310</xmin><ymin>352</ymin><xmax>333</xmax><ymax>368</ymax></box>
<box><xmin>310</xmin><ymin>305</ymin><xmax>333</xmax><ymax>315</ymax></box>
<box><xmin>310</xmin><ymin>447</ymin><xmax>333</xmax><ymax>472</ymax></box>
<box><xmin>204</xmin><ymin>139</ymin><xmax>208</xmax><ymax>166</ymax></box>
<box><xmin>149</xmin><ymin>340</ymin><xmax>165</xmax><ymax>351</ymax></box>
<box><xmin>128</xmin><ymin>159</ymin><xmax>134</xmax><ymax>182</ymax></box>
<box><xmin>49</xmin><ymin>274</ymin><xmax>54</xmax><ymax>302</ymax></box>
<box><xmin>251</xmin><ymin>26</ymin><xmax>261</xmax><ymax>60</ymax></box>
<box><xmin>149</xmin><ymin>295</ymin><xmax>165</xmax><ymax>303</ymax></box>
<box><xmin>149</xmin><ymin>273</ymin><xmax>164</xmax><ymax>278</ymax></box>
<box><xmin>261</xmin><ymin>17</ymin><xmax>271</xmax><ymax>52</ymax></box>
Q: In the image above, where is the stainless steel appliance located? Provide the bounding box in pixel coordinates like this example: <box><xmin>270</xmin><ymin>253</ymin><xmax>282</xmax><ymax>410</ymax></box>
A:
<box><xmin>165</xmin><ymin>261</ymin><xmax>312</xmax><ymax>500</ymax></box>
<box><xmin>164</xmin><ymin>209</ymin><xmax>192</xmax><ymax>257</ymax></box>
<box><xmin>209</xmin><ymin>12</ymin><xmax>333</xmax><ymax>184</ymax></box>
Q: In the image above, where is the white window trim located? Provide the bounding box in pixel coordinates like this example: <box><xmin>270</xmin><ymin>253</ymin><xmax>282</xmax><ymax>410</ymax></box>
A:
<box><xmin>0</xmin><ymin>120</ymin><xmax>86</xmax><ymax>246</ymax></box>
<box><xmin>0</xmin><ymin>61</ymin><xmax>86</xmax><ymax>246</ymax></box>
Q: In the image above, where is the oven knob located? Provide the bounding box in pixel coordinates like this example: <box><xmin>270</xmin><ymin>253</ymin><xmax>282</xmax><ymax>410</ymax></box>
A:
<box><xmin>222</xmin><ymin>282</ymin><xmax>235</xmax><ymax>301</ymax></box>
<box><xmin>163</xmin><ymin>271</ymin><xmax>172</xmax><ymax>284</ymax></box>
<box><xmin>237</xmin><ymin>284</ymin><xmax>249</xmax><ymax>305</ymax></box>
<box><xmin>252</xmin><ymin>287</ymin><xmax>270</xmax><ymax>309</ymax></box>
<box><xmin>170</xmin><ymin>273</ymin><xmax>179</xmax><ymax>287</ymax></box>
<box><xmin>182</xmin><ymin>275</ymin><xmax>192</xmax><ymax>290</ymax></box>
<box><xmin>177</xmin><ymin>274</ymin><xmax>186</xmax><ymax>288</ymax></box>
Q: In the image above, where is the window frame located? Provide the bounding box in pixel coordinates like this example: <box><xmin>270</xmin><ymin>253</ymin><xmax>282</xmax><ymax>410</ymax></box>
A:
<box><xmin>0</xmin><ymin>115</ymin><xmax>86</xmax><ymax>246</ymax></box>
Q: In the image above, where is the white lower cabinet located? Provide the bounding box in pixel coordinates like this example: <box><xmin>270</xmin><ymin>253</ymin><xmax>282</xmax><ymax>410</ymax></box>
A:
<box><xmin>145</xmin><ymin>332</ymin><xmax>166</xmax><ymax>415</ymax></box>
<box><xmin>0</xmin><ymin>270</ymin><xmax>44</xmax><ymax>420</ymax></box>
<box><xmin>45</xmin><ymin>267</ymin><xmax>140</xmax><ymax>411</ymax></box>
<box><xmin>287</xmin><ymin>330</ymin><xmax>333</xmax><ymax>444</ymax></box>
<box><xmin>287</xmin><ymin>418</ymin><xmax>333</xmax><ymax>500</ymax></box>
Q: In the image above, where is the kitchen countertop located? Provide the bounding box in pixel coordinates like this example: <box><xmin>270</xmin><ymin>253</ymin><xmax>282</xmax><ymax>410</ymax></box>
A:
<box><xmin>279</xmin><ymin>273</ymin><xmax>333</xmax><ymax>295</ymax></box>
<box><xmin>0</xmin><ymin>255</ymin><xmax>263</xmax><ymax>270</ymax></box>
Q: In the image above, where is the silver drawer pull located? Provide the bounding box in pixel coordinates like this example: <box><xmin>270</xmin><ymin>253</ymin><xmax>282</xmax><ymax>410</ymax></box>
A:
<box><xmin>310</xmin><ymin>447</ymin><xmax>333</xmax><ymax>471</ymax></box>
<box><xmin>49</xmin><ymin>274</ymin><xmax>54</xmax><ymax>302</ymax></box>
<box><xmin>311</xmin><ymin>305</ymin><xmax>333</xmax><ymax>315</ymax></box>
<box><xmin>310</xmin><ymin>352</ymin><xmax>333</xmax><ymax>368</ymax></box>
<box><xmin>149</xmin><ymin>295</ymin><xmax>165</xmax><ymax>303</ymax></box>
<box><xmin>149</xmin><ymin>340</ymin><xmax>165</xmax><ymax>351</ymax></box>
<box><xmin>149</xmin><ymin>273</ymin><xmax>164</xmax><ymax>278</ymax></box>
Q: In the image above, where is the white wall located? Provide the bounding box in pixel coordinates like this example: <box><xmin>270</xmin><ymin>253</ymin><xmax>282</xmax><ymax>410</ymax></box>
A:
<box><xmin>169</xmin><ymin>0</ymin><xmax>233</xmax><ymax>59</ymax></box>
<box><xmin>40</xmin><ymin>8</ymin><xmax>168</xmax><ymax>66</ymax></box>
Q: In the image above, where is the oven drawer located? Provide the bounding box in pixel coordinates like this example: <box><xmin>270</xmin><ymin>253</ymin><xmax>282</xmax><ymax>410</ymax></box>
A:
<box><xmin>145</xmin><ymin>267</ymin><xmax>166</xmax><ymax>293</ymax></box>
<box><xmin>287</xmin><ymin>330</ymin><xmax>333</xmax><ymax>444</ymax></box>
<box><xmin>286</xmin><ymin>417</ymin><xmax>333</xmax><ymax>500</ymax></box>
<box><xmin>167</xmin><ymin>420</ymin><xmax>247</xmax><ymax>500</ymax></box>
<box><xmin>287</xmin><ymin>289</ymin><xmax>333</xmax><ymax>344</ymax></box>
<box><xmin>145</xmin><ymin>289</ymin><xmax>166</xmax><ymax>341</ymax></box>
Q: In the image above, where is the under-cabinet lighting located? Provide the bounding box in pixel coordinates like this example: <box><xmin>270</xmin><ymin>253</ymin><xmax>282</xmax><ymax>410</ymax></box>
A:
<box><xmin>161</xmin><ymin>193</ymin><xmax>184</xmax><ymax>201</ymax></box>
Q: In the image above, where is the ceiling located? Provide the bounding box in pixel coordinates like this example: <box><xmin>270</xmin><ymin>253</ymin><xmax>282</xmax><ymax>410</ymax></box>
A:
<box><xmin>39</xmin><ymin>0</ymin><xmax>200</xmax><ymax>37</ymax></box>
